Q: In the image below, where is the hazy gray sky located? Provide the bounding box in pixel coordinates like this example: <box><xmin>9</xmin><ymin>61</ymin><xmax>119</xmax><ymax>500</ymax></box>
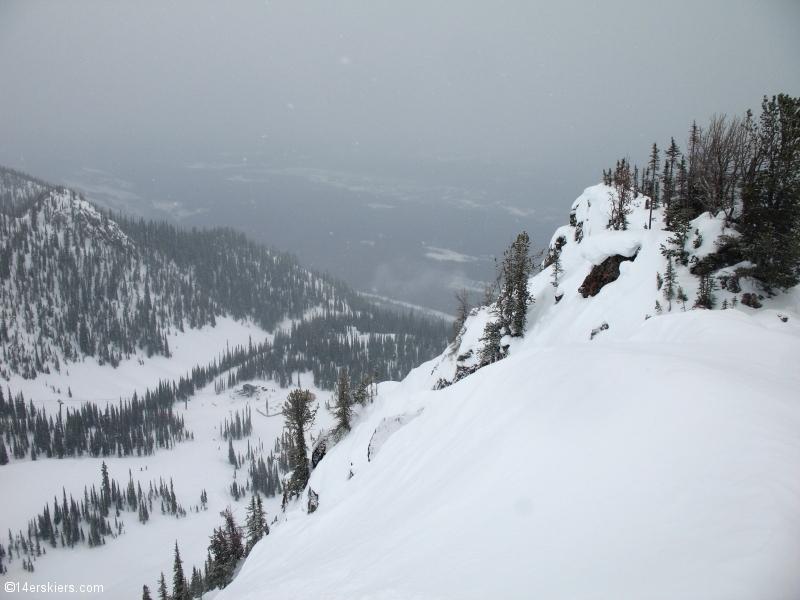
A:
<box><xmin>1</xmin><ymin>1</ymin><xmax>798</xmax><ymax>312</ymax></box>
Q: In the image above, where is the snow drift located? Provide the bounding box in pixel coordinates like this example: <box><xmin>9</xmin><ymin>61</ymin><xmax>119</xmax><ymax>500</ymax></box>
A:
<box><xmin>218</xmin><ymin>185</ymin><xmax>800</xmax><ymax>599</ymax></box>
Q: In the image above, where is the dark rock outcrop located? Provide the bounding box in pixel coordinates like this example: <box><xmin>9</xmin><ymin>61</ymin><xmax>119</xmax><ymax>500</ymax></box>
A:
<box><xmin>741</xmin><ymin>293</ymin><xmax>763</xmax><ymax>309</ymax></box>
<box><xmin>579</xmin><ymin>254</ymin><xmax>636</xmax><ymax>298</ymax></box>
<box><xmin>311</xmin><ymin>436</ymin><xmax>328</xmax><ymax>469</ymax></box>
<box><xmin>307</xmin><ymin>489</ymin><xmax>319</xmax><ymax>513</ymax></box>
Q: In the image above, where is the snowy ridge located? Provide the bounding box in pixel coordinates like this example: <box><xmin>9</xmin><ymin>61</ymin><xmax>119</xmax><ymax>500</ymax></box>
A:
<box><xmin>429</xmin><ymin>184</ymin><xmax>798</xmax><ymax>386</ymax></box>
<box><xmin>45</xmin><ymin>188</ymin><xmax>132</xmax><ymax>248</ymax></box>
<box><xmin>218</xmin><ymin>184</ymin><xmax>800</xmax><ymax>599</ymax></box>
<box><xmin>0</xmin><ymin>166</ymin><xmax>51</xmax><ymax>214</ymax></box>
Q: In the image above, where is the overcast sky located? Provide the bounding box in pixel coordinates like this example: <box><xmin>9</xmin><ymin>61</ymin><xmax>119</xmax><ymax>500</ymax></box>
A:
<box><xmin>1</xmin><ymin>1</ymin><xmax>798</xmax><ymax>312</ymax></box>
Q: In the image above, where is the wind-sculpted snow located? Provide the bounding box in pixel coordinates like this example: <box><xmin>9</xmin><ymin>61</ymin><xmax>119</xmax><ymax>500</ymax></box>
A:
<box><xmin>217</xmin><ymin>184</ymin><xmax>800</xmax><ymax>600</ymax></box>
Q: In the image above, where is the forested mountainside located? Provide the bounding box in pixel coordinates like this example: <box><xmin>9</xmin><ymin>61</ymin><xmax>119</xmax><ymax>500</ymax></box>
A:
<box><xmin>0</xmin><ymin>167</ymin><xmax>448</xmax><ymax>387</ymax></box>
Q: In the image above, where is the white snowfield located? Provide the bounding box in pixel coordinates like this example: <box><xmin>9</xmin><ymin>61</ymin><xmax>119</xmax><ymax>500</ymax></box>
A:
<box><xmin>218</xmin><ymin>185</ymin><xmax>800</xmax><ymax>599</ymax></box>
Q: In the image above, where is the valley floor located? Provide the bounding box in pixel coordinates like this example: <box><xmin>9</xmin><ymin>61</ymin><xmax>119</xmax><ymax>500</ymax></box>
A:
<box><xmin>0</xmin><ymin>317</ymin><xmax>336</xmax><ymax>597</ymax></box>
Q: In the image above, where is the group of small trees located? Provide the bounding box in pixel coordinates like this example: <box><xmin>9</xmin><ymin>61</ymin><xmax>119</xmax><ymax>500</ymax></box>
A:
<box><xmin>0</xmin><ymin>385</ymin><xmax>191</xmax><ymax>466</ymax></box>
<box><xmin>476</xmin><ymin>232</ymin><xmax>538</xmax><ymax>366</ymax></box>
<box><xmin>278</xmin><ymin>365</ymin><xmax>380</xmax><ymax>507</ymax></box>
<box><xmin>144</xmin><ymin>496</ymin><xmax>269</xmax><ymax>600</ymax></box>
<box><xmin>609</xmin><ymin>93</ymin><xmax>800</xmax><ymax>300</ymax></box>
<box><xmin>607</xmin><ymin>158</ymin><xmax>636</xmax><ymax>231</ymax></box>
<box><xmin>329</xmin><ymin>366</ymin><xmax>377</xmax><ymax>439</ymax></box>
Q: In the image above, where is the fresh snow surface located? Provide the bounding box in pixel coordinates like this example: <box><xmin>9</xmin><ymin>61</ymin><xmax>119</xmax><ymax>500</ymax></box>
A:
<box><xmin>216</xmin><ymin>185</ymin><xmax>800</xmax><ymax>600</ymax></box>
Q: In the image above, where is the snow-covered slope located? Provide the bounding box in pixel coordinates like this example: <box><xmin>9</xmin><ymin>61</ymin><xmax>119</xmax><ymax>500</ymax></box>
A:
<box><xmin>218</xmin><ymin>185</ymin><xmax>800</xmax><ymax>599</ymax></box>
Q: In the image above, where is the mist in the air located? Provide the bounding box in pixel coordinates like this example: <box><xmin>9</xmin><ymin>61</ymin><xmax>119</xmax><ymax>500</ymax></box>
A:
<box><xmin>1</xmin><ymin>1</ymin><xmax>798</xmax><ymax>312</ymax></box>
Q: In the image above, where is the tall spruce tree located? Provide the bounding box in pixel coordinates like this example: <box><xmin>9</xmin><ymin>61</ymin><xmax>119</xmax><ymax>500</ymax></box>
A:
<box><xmin>157</xmin><ymin>572</ymin><xmax>169</xmax><ymax>600</ymax></box>
<box><xmin>281</xmin><ymin>389</ymin><xmax>317</xmax><ymax>501</ymax></box>
<box><xmin>662</xmin><ymin>138</ymin><xmax>682</xmax><ymax>228</ymax></box>
<box><xmin>245</xmin><ymin>493</ymin><xmax>268</xmax><ymax>555</ymax></box>
<box><xmin>228</xmin><ymin>439</ymin><xmax>236</xmax><ymax>466</ymax></box>
<box><xmin>142</xmin><ymin>584</ymin><xmax>153</xmax><ymax>600</ymax></box>
<box><xmin>172</xmin><ymin>541</ymin><xmax>187</xmax><ymax>600</ymax></box>
<box><xmin>646</xmin><ymin>143</ymin><xmax>661</xmax><ymax>228</ymax></box>
<box><xmin>331</xmin><ymin>367</ymin><xmax>353</xmax><ymax>437</ymax></box>
<box><xmin>496</xmin><ymin>232</ymin><xmax>535</xmax><ymax>337</ymax></box>
<box><xmin>188</xmin><ymin>567</ymin><xmax>203</xmax><ymax>599</ymax></box>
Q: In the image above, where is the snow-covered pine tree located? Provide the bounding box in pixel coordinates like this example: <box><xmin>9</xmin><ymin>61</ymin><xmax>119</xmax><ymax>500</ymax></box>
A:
<box><xmin>157</xmin><ymin>572</ymin><xmax>169</xmax><ymax>600</ymax></box>
<box><xmin>331</xmin><ymin>367</ymin><xmax>353</xmax><ymax>437</ymax></box>
<box><xmin>281</xmin><ymin>389</ymin><xmax>317</xmax><ymax>501</ymax></box>
<box><xmin>495</xmin><ymin>232</ymin><xmax>536</xmax><ymax>337</ymax></box>
<box><xmin>693</xmin><ymin>270</ymin><xmax>718</xmax><ymax>309</ymax></box>
<box><xmin>351</xmin><ymin>372</ymin><xmax>373</xmax><ymax>406</ymax></box>
<box><xmin>736</xmin><ymin>93</ymin><xmax>800</xmax><ymax>291</ymax></box>
<box><xmin>646</xmin><ymin>142</ymin><xmax>661</xmax><ymax>229</ymax></box>
<box><xmin>550</xmin><ymin>252</ymin><xmax>564</xmax><ymax>291</ymax></box>
<box><xmin>245</xmin><ymin>493</ymin><xmax>268</xmax><ymax>555</ymax></box>
<box><xmin>608</xmin><ymin>158</ymin><xmax>634</xmax><ymax>231</ymax></box>
<box><xmin>188</xmin><ymin>567</ymin><xmax>203</xmax><ymax>599</ymax></box>
<box><xmin>452</xmin><ymin>288</ymin><xmax>471</xmax><ymax>343</ymax></box>
<box><xmin>228</xmin><ymin>439</ymin><xmax>236</xmax><ymax>466</ymax></box>
<box><xmin>662</xmin><ymin>138</ymin><xmax>682</xmax><ymax>228</ymax></box>
<box><xmin>661</xmin><ymin>256</ymin><xmax>677</xmax><ymax>311</ymax></box>
<box><xmin>477</xmin><ymin>319</ymin><xmax>504</xmax><ymax>367</ymax></box>
<box><xmin>172</xmin><ymin>541</ymin><xmax>187</xmax><ymax>600</ymax></box>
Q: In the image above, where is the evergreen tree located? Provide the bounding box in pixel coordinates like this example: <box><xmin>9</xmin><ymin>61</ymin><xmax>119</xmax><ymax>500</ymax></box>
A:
<box><xmin>142</xmin><ymin>585</ymin><xmax>153</xmax><ymax>600</ymax></box>
<box><xmin>205</xmin><ymin>506</ymin><xmax>244</xmax><ymax>586</ymax></box>
<box><xmin>737</xmin><ymin>94</ymin><xmax>800</xmax><ymax>291</ymax></box>
<box><xmin>100</xmin><ymin>461</ymin><xmax>111</xmax><ymax>516</ymax></box>
<box><xmin>188</xmin><ymin>567</ymin><xmax>203</xmax><ymax>599</ymax></box>
<box><xmin>496</xmin><ymin>232</ymin><xmax>536</xmax><ymax>337</ymax></box>
<box><xmin>245</xmin><ymin>493</ymin><xmax>268</xmax><ymax>555</ymax></box>
<box><xmin>676</xmin><ymin>285</ymin><xmax>689</xmax><ymax>311</ymax></box>
<box><xmin>661</xmin><ymin>257</ymin><xmax>677</xmax><ymax>311</ymax></box>
<box><xmin>228</xmin><ymin>439</ymin><xmax>236</xmax><ymax>466</ymax></box>
<box><xmin>662</xmin><ymin>138</ymin><xmax>682</xmax><ymax>228</ymax></box>
<box><xmin>550</xmin><ymin>252</ymin><xmax>564</xmax><ymax>291</ymax></box>
<box><xmin>477</xmin><ymin>319</ymin><xmax>505</xmax><ymax>367</ymax></box>
<box><xmin>646</xmin><ymin>142</ymin><xmax>661</xmax><ymax>228</ymax></box>
<box><xmin>351</xmin><ymin>373</ymin><xmax>372</xmax><ymax>406</ymax></box>
<box><xmin>172</xmin><ymin>541</ymin><xmax>187</xmax><ymax>600</ymax></box>
<box><xmin>331</xmin><ymin>367</ymin><xmax>353</xmax><ymax>437</ymax></box>
<box><xmin>157</xmin><ymin>572</ymin><xmax>169</xmax><ymax>600</ymax></box>
<box><xmin>0</xmin><ymin>437</ymin><xmax>8</xmax><ymax>465</ymax></box>
<box><xmin>451</xmin><ymin>288</ymin><xmax>471</xmax><ymax>343</ymax></box>
<box><xmin>281</xmin><ymin>389</ymin><xmax>317</xmax><ymax>501</ymax></box>
<box><xmin>693</xmin><ymin>268</ymin><xmax>718</xmax><ymax>309</ymax></box>
<box><xmin>608</xmin><ymin>158</ymin><xmax>634</xmax><ymax>230</ymax></box>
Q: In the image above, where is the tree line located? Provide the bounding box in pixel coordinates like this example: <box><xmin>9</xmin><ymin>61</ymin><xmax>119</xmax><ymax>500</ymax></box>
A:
<box><xmin>602</xmin><ymin>93</ymin><xmax>800</xmax><ymax>293</ymax></box>
<box><xmin>1</xmin><ymin>462</ymin><xmax>188</xmax><ymax>576</ymax></box>
<box><xmin>0</xmin><ymin>382</ymin><xmax>190</xmax><ymax>465</ymax></box>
